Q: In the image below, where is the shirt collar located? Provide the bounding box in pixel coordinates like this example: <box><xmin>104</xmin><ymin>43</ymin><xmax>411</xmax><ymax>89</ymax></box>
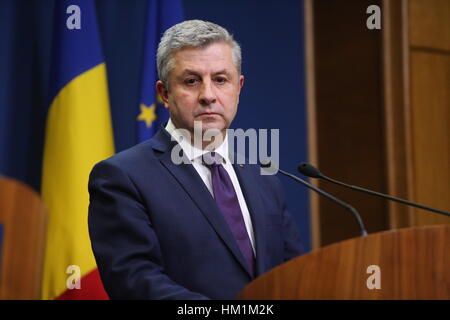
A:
<box><xmin>165</xmin><ymin>119</ymin><xmax>230</xmax><ymax>164</ymax></box>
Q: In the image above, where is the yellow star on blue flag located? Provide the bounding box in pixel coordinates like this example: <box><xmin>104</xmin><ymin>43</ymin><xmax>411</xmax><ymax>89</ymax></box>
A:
<box><xmin>137</xmin><ymin>0</ymin><xmax>183</xmax><ymax>142</ymax></box>
<box><xmin>137</xmin><ymin>103</ymin><xmax>157</xmax><ymax>128</ymax></box>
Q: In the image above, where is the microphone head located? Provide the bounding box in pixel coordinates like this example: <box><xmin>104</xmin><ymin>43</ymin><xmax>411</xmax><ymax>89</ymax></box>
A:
<box><xmin>260</xmin><ymin>159</ymin><xmax>272</xmax><ymax>168</ymax></box>
<box><xmin>298</xmin><ymin>162</ymin><xmax>322</xmax><ymax>178</ymax></box>
<box><xmin>259</xmin><ymin>159</ymin><xmax>279</xmax><ymax>175</ymax></box>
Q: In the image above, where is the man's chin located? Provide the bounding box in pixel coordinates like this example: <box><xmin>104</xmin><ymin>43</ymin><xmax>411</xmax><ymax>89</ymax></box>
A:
<box><xmin>201</xmin><ymin>123</ymin><xmax>226</xmax><ymax>134</ymax></box>
<box><xmin>193</xmin><ymin>118</ymin><xmax>225</xmax><ymax>131</ymax></box>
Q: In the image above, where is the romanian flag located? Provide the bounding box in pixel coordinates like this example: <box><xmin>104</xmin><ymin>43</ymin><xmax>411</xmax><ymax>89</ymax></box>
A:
<box><xmin>137</xmin><ymin>0</ymin><xmax>183</xmax><ymax>142</ymax></box>
<box><xmin>41</xmin><ymin>0</ymin><xmax>114</xmax><ymax>299</ymax></box>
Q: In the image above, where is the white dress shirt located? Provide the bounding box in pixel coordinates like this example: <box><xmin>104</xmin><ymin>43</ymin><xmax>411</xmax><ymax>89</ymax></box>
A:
<box><xmin>165</xmin><ymin>119</ymin><xmax>256</xmax><ymax>254</ymax></box>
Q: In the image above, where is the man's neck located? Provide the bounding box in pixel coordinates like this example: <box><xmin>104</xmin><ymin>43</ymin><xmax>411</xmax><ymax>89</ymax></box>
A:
<box><xmin>166</xmin><ymin>119</ymin><xmax>227</xmax><ymax>150</ymax></box>
<box><xmin>165</xmin><ymin>119</ymin><xmax>230</xmax><ymax>161</ymax></box>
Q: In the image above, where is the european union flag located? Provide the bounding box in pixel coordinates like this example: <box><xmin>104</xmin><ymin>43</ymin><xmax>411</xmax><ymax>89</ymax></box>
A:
<box><xmin>137</xmin><ymin>0</ymin><xmax>184</xmax><ymax>142</ymax></box>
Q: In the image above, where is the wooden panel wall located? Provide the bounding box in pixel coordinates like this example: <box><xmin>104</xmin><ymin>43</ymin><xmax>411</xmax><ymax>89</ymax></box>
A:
<box><xmin>409</xmin><ymin>51</ymin><xmax>450</xmax><ymax>225</ymax></box>
<box><xmin>307</xmin><ymin>0</ymin><xmax>388</xmax><ymax>247</ymax></box>
<box><xmin>308</xmin><ymin>0</ymin><xmax>450</xmax><ymax>248</ymax></box>
<box><xmin>384</xmin><ymin>0</ymin><xmax>450</xmax><ymax>227</ymax></box>
<box><xmin>382</xmin><ymin>0</ymin><xmax>414</xmax><ymax>229</ymax></box>
<box><xmin>409</xmin><ymin>0</ymin><xmax>450</xmax><ymax>52</ymax></box>
<box><xmin>408</xmin><ymin>0</ymin><xmax>450</xmax><ymax>225</ymax></box>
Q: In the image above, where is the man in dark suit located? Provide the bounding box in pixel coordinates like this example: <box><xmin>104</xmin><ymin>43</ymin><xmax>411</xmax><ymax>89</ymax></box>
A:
<box><xmin>88</xmin><ymin>20</ymin><xmax>303</xmax><ymax>300</ymax></box>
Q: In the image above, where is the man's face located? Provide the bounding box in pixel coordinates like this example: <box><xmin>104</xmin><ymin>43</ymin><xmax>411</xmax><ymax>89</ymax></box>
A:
<box><xmin>157</xmin><ymin>42</ymin><xmax>244</xmax><ymax>138</ymax></box>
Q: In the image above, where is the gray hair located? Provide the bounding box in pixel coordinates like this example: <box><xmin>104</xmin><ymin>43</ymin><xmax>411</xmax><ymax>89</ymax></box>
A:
<box><xmin>156</xmin><ymin>20</ymin><xmax>242</xmax><ymax>88</ymax></box>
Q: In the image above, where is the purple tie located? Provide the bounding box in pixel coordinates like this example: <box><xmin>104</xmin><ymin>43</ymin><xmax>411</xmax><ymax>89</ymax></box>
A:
<box><xmin>203</xmin><ymin>152</ymin><xmax>256</xmax><ymax>277</ymax></box>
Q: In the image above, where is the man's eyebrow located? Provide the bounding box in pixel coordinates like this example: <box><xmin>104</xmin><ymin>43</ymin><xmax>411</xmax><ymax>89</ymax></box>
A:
<box><xmin>212</xmin><ymin>69</ymin><xmax>231</xmax><ymax>77</ymax></box>
<box><xmin>180</xmin><ymin>69</ymin><xmax>232</xmax><ymax>77</ymax></box>
<box><xmin>181</xmin><ymin>69</ymin><xmax>201</xmax><ymax>76</ymax></box>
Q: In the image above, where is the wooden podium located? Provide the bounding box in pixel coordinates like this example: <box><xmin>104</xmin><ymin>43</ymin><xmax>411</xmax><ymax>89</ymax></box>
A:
<box><xmin>238</xmin><ymin>225</ymin><xmax>450</xmax><ymax>299</ymax></box>
<box><xmin>0</xmin><ymin>177</ymin><xmax>47</xmax><ymax>299</ymax></box>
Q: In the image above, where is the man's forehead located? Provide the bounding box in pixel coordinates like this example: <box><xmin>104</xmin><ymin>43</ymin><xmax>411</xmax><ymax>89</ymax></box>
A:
<box><xmin>175</xmin><ymin>41</ymin><xmax>232</xmax><ymax>54</ymax></box>
<box><xmin>173</xmin><ymin>43</ymin><xmax>233</xmax><ymax>63</ymax></box>
<box><xmin>171</xmin><ymin>45</ymin><xmax>237</xmax><ymax>75</ymax></box>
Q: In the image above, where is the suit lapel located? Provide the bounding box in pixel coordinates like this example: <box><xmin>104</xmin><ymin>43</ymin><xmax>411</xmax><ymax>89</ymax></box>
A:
<box><xmin>150</xmin><ymin>128</ymin><xmax>252</xmax><ymax>278</ymax></box>
<box><xmin>232</xmin><ymin>163</ymin><xmax>267</xmax><ymax>277</ymax></box>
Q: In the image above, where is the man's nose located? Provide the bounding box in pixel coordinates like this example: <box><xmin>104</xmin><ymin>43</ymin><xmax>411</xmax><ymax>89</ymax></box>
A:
<box><xmin>199</xmin><ymin>80</ymin><xmax>217</xmax><ymax>106</ymax></box>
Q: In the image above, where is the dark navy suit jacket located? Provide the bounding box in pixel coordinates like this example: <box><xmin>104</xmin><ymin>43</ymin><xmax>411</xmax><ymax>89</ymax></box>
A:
<box><xmin>88</xmin><ymin>127</ymin><xmax>303</xmax><ymax>300</ymax></box>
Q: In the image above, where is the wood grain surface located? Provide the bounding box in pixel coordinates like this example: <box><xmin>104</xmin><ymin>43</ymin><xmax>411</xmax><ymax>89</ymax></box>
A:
<box><xmin>0</xmin><ymin>177</ymin><xmax>47</xmax><ymax>299</ymax></box>
<box><xmin>239</xmin><ymin>225</ymin><xmax>450</xmax><ymax>299</ymax></box>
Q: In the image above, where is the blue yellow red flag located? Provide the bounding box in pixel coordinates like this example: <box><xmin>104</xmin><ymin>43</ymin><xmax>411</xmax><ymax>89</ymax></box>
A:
<box><xmin>41</xmin><ymin>0</ymin><xmax>114</xmax><ymax>300</ymax></box>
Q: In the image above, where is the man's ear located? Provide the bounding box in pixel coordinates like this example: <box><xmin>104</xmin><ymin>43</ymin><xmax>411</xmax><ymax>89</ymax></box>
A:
<box><xmin>236</xmin><ymin>75</ymin><xmax>244</xmax><ymax>105</ymax></box>
<box><xmin>156</xmin><ymin>80</ymin><xmax>169</xmax><ymax>109</ymax></box>
<box><xmin>239</xmin><ymin>74</ymin><xmax>244</xmax><ymax>94</ymax></box>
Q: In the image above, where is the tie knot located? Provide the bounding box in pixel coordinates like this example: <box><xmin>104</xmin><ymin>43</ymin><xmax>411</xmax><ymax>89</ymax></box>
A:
<box><xmin>202</xmin><ymin>152</ymin><xmax>223</xmax><ymax>168</ymax></box>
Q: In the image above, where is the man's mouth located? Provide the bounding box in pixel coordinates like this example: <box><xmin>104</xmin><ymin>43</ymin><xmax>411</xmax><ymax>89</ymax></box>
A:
<box><xmin>196</xmin><ymin>112</ymin><xmax>220</xmax><ymax>117</ymax></box>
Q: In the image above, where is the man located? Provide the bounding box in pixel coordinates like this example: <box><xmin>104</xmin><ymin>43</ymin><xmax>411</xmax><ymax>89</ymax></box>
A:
<box><xmin>88</xmin><ymin>20</ymin><xmax>303</xmax><ymax>300</ymax></box>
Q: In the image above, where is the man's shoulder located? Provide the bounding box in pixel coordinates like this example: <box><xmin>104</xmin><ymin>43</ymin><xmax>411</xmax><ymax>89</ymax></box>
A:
<box><xmin>93</xmin><ymin>139</ymin><xmax>160</xmax><ymax>175</ymax></box>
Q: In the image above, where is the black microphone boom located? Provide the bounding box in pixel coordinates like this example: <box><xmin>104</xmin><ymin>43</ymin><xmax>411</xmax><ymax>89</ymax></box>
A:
<box><xmin>261</xmin><ymin>161</ymin><xmax>368</xmax><ymax>237</ymax></box>
<box><xmin>298</xmin><ymin>162</ymin><xmax>450</xmax><ymax>218</ymax></box>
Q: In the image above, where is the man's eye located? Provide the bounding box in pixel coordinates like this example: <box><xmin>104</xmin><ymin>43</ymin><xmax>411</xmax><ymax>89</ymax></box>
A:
<box><xmin>215</xmin><ymin>77</ymin><xmax>227</xmax><ymax>84</ymax></box>
<box><xmin>184</xmin><ymin>78</ymin><xmax>199</xmax><ymax>85</ymax></box>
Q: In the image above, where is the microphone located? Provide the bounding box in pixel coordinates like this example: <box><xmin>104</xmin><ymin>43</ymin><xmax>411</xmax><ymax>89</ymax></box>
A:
<box><xmin>260</xmin><ymin>161</ymin><xmax>368</xmax><ymax>237</ymax></box>
<box><xmin>298</xmin><ymin>162</ymin><xmax>450</xmax><ymax>218</ymax></box>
